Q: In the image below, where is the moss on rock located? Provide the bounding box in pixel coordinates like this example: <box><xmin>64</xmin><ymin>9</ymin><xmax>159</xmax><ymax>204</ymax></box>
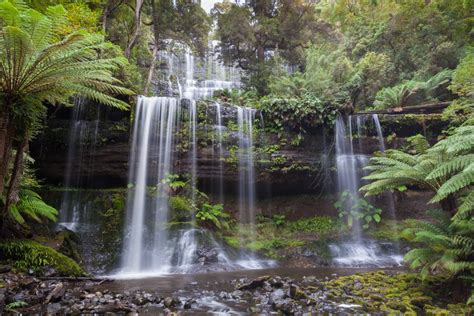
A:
<box><xmin>0</xmin><ymin>240</ymin><xmax>86</xmax><ymax>276</ymax></box>
<box><xmin>321</xmin><ymin>271</ymin><xmax>471</xmax><ymax>314</ymax></box>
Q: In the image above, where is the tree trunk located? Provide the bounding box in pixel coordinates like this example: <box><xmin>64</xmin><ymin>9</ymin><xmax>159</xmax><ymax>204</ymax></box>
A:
<box><xmin>144</xmin><ymin>46</ymin><xmax>159</xmax><ymax>95</ymax></box>
<box><xmin>4</xmin><ymin>130</ymin><xmax>28</xmax><ymax>217</ymax></box>
<box><xmin>102</xmin><ymin>6</ymin><xmax>110</xmax><ymax>32</ymax></box>
<box><xmin>124</xmin><ymin>0</ymin><xmax>144</xmax><ymax>59</ymax></box>
<box><xmin>0</xmin><ymin>110</ymin><xmax>14</xmax><ymax>198</ymax></box>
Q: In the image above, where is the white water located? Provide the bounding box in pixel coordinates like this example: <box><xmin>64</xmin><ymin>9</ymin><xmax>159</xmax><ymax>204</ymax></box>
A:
<box><xmin>117</xmin><ymin>46</ymin><xmax>270</xmax><ymax>277</ymax></box>
<box><xmin>333</xmin><ymin>115</ymin><xmax>402</xmax><ymax>266</ymax></box>
<box><xmin>215</xmin><ymin>102</ymin><xmax>225</xmax><ymax>203</ymax></box>
<box><xmin>237</xmin><ymin>107</ymin><xmax>257</xmax><ymax>225</ymax></box>
<box><xmin>59</xmin><ymin>98</ymin><xmax>100</xmax><ymax>231</ymax></box>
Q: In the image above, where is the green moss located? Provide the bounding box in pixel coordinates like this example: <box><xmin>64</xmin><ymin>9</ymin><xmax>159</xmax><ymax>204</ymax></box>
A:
<box><xmin>169</xmin><ymin>195</ymin><xmax>193</xmax><ymax>221</ymax></box>
<box><xmin>0</xmin><ymin>240</ymin><xmax>86</xmax><ymax>276</ymax></box>
<box><xmin>369</xmin><ymin>219</ymin><xmax>418</xmax><ymax>241</ymax></box>
<box><xmin>224</xmin><ymin>236</ymin><xmax>240</xmax><ymax>248</ymax></box>
<box><xmin>287</xmin><ymin>216</ymin><xmax>339</xmax><ymax>234</ymax></box>
<box><xmin>321</xmin><ymin>271</ymin><xmax>471</xmax><ymax>314</ymax></box>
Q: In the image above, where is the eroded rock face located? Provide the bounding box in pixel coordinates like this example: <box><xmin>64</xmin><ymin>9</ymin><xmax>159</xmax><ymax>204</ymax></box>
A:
<box><xmin>31</xmin><ymin>102</ymin><xmax>448</xmax><ymax>196</ymax></box>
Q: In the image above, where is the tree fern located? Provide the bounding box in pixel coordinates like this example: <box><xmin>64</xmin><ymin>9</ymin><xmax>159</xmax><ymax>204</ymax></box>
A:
<box><xmin>0</xmin><ymin>1</ymin><xmax>134</xmax><ymax>111</ymax></box>
<box><xmin>403</xmin><ymin>210</ymin><xmax>474</xmax><ymax>280</ymax></box>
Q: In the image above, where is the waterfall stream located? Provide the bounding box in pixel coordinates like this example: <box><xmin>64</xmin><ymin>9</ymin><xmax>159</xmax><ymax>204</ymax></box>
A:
<box><xmin>116</xmin><ymin>47</ymin><xmax>271</xmax><ymax>277</ymax></box>
<box><xmin>332</xmin><ymin>115</ymin><xmax>402</xmax><ymax>267</ymax></box>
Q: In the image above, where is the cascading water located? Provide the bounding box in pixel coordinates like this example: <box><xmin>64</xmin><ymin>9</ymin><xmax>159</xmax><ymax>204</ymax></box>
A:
<box><xmin>117</xmin><ymin>45</ymin><xmax>271</xmax><ymax>278</ymax></box>
<box><xmin>332</xmin><ymin>115</ymin><xmax>402</xmax><ymax>267</ymax></box>
<box><xmin>215</xmin><ymin>102</ymin><xmax>224</xmax><ymax>204</ymax></box>
<box><xmin>59</xmin><ymin>98</ymin><xmax>100</xmax><ymax>231</ymax></box>
<box><xmin>237</xmin><ymin>107</ymin><xmax>256</xmax><ymax>226</ymax></box>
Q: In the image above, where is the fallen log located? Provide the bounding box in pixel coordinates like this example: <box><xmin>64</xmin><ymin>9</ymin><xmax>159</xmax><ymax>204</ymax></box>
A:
<box><xmin>36</xmin><ymin>276</ymin><xmax>113</xmax><ymax>283</ymax></box>
<box><xmin>355</xmin><ymin>101</ymin><xmax>451</xmax><ymax>115</ymax></box>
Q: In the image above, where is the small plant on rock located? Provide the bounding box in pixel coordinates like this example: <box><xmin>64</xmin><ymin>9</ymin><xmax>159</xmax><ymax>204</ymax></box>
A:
<box><xmin>335</xmin><ymin>191</ymin><xmax>382</xmax><ymax>229</ymax></box>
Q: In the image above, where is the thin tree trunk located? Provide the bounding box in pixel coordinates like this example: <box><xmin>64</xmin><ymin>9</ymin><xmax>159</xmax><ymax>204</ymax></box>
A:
<box><xmin>102</xmin><ymin>6</ymin><xmax>109</xmax><ymax>32</ymax></box>
<box><xmin>4</xmin><ymin>130</ymin><xmax>28</xmax><ymax>215</ymax></box>
<box><xmin>144</xmin><ymin>46</ymin><xmax>159</xmax><ymax>95</ymax></box>
<box><xmin>0</xmin><ymin>110</ymin><xmax>14</xmax><ymax>198</ymax></box>
<box><xmin>124</xmin><ymin>0</ymin><xmax>144</xmax><ymax>59</ymax></box>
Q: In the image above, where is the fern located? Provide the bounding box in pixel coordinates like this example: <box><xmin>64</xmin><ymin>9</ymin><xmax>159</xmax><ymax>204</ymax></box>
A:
<box><xmin>9</xmin><ymin>188</ymin><xmax>58</xmax><ymax>224</ymax></box>
<box><xmin>0</xmin><ymin>1</ymin><xmax>134</xmax><ymax>113</ymax></box>
<box><xmin>403</xmin><ymin>211</ymin><xmax>474</xmax><ymax>280</ymax></box>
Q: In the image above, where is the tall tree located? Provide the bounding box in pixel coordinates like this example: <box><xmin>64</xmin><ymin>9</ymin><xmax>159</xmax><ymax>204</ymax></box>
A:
<box><xmin>214</xmin><ymin>0</ymin><xmax>329</xmax><ymax>94</ymax></box>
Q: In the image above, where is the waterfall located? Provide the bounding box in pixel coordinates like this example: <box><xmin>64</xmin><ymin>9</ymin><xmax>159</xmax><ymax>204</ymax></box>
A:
<box><xmin>237</xmin><ymin>107</ymin><xmax>256</xmax><ymax>225</ymax></box>
<box><xmin>116</xmin><ymin>44</ymin><xmax>272</xmax><ymax>277</ymax></box>
<box><xmin>122</xmin><ymin>97</ymin><xmax>178</xmax><ymax>274</ymax></box>
<box><xmin>334</xmin><ymin>116</ymin><xmax>368</xmax><ymax>241</ymax></box>
<box><xmin>332</xmin><ymin>114</ymin><xmax>402</xmax><ymax>266</ymax></box>
<box><xmin>59</xmin><ymin>98</ymin><xmax>100</xmax><ymax>231</ymax></box>
<box><xmin>215</xmin><ymin>102</ymin><xmax>224</xmax><ymax>204</ymax></box>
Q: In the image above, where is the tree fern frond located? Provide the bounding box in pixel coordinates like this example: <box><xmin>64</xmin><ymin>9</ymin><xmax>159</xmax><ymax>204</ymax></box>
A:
<box><xmin>427</xmin><ymin>155</ymin><xmax>474</xmax><ymax>180</ymax></box>
<box><xmin>453</xmin><ymin>191</ymin><xmax>474</xmax><ymax>221</ymax></box>
<box><xmin>432</xmin><ymin>167</ymin><xmax>474</xmax><ymax>202</ymax></box>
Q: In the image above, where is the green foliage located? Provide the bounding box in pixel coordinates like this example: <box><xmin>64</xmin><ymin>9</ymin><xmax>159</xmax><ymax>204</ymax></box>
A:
<box><xmin>287</xmin><ymin>216</ymin><xmax>338</xmax><ymax>234</ymax></box>
<box><xmin>373</xmin><ymin>81</ymin><xmax>423</xmax><ymax>110</ymax></box>
<box><xmin>406</xmin><ymin>134</ymin><xmax>430</xmax><ymax>154</ymax></box>
<box><xmin>196</xmin><ymin>203</ymin><xmax>230</xmax><ymax>230</ymax></box>
<box><xmin>372</xmin><ymin>70</ymin><xmax>453</xmax><ymax>110</ymax></box>
<box><xmin>351</xmin><ymin>52</ymin><xmax>395</xmax><ymax>109</ymax></box>
<box><xmin>5</xmin><ymin>300</ymin><xmax>28</xmax><ymax>312</ymax></box>
<box><xmin>335</xmin><ymin>191</ymin><xmax>382</xmax><ymax>229</ymax></box>
<box><xmin>9</xmin><ymin>188</ymin><xmax>58</xmax><ymax>225</ymax></box>
<box><xmin>268</xmin><ymin>46</ymin><xmax>355</xmax><ymax>109</ymax></box>
<box><xmin>271</xmin><ymin>214</ymin><xmax>286</xmax><ymax>227</ymax></box>
<box><xmin>161</xmin><ymin>174</ymin><xmax>188</xmax><ymax>191</ymax></box>
<box><xmin>260</xmin><ymin>93</ymin><xmax>339</xmax><ymax>132</ymax></box>
<box><xmin>402</xmin><ymin>210</ymin><xmax>474</xmax><ymax>284</ymax></box>
<box><xmin>362</xmin><ymin>121</ymin><xmax>474</xmax><ymax>305</ymax></box>
<box><xmin>449</xmin><ymin>48</ymin><xmax>474</xmax><ymax>98</ymax></box>
<box><xmin>0</xmin><ymin>240</ymin><xmax>85</xmax><ymax>276</ymax></box>
<box><xmin>214</xmin><ymin>0</ymin><xmax>324</xmax><ymax>94</ymax></box>
<box><xmin>162</xmin><ymin>174</ymin><xmax>232</xmax><ymax>231</ymax></box>
<box><xmin>0</xmin><ymin>0</ymin><xmax>133</xmax><ymax>112</ymax></box>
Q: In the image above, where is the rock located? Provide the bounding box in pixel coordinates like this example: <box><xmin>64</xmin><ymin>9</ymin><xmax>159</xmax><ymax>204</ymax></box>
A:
<box><xmin>163</xmin><ymin>297</ymin><xmax>175</xmax><ymax>308</ymax></box>
<box><xmin>269</xmin><ymin>289</ymin><xmax>286</xmax><ymax>303</ymax></box>
<box><xmin>410</xmin><ymin>296</ymin><xmax>432</xmax><ymax>308</ymax></box>
<box><xmin>46</xmin><ymin>303</ymin><xmax>62</xmax><ymax>314</ymax></box>
<box><xmin>237</xmin><ymin>275</ymin><xmax>271</xmax><ymax>291</ymax></box>
<box><xmin>0</xmin><ymin>293</ymin><xmax>5</xmax><ymax>313</ymax></box>
<box><xmin>93</xmin><ymin>303</ymin><xmax>132</xmax><ymax>313</ymax></box>
<box><xmin>45</xmin><ymin>282</ymin><xmax>66</xmax><ymax>303</ymax></box>
<box><xmin>387</xmin><ymin>301</ymin><xmax>407</xmax><ymax>312</ymax></box>
<box><xmin>369</xmin><ymin>294</ymin><xmax>384</xmax><ymax>302</ymax></box>
<box><xmin>184</xmin><ymin>298</ymin><xmax>195</xmax><ymax>309</ymax></box>
<box><xmin>0</xmin><ymin>265</ymin><xmax>11</xmax><ymax>274</ymax></box>
<box><xmin>231</xmin><ymin>290</ymin><xmax>243</xmax><ymax>299</ymax></box>
<box><xmin>196</xmin><ymin>247</ymin><xmax>219</xmax><ymax>265</ymax></box>
<box><xmin>289</xmin><ymin>284</ymin><xmax>307</xmax><ymax>300</ymax></box>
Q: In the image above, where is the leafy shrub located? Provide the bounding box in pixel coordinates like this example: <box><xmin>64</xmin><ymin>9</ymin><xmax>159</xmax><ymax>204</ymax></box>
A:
<box><xmin>373</xmin><ymin>69</ymin><xmax>452</xmax><ymax>109</ymax></box>
<box><xmin>272</xmin><ymin>214</ymin><xmax>286</xmax><ymax>227</ymax></box>
<box><xmin>0</xmin><ymin>240</ymin><xmax>85</xmax><ymax>276</ymax></box>
<box><xmin>287</xmin><ymin>216</ymin><xmax>338</xmax><ymax>234</ymax></box>
<box><xmin>335</xmin><ymin>191</ymin><xmax>382</xmax><ymax>229</ymax></box>
<box><xmin>169</xmin><ymin>196</ymin><xmax>193</xmax><ymax>222</ymax></box>
<box><xmin>261</xmin><ymin>93</ymin><xmax>338</xmax><ymax>132</ymax></box>
<box><xmin>196</xmin><ymin>203</ymin><xmax>231</xmax><ymax>230</ymax></box>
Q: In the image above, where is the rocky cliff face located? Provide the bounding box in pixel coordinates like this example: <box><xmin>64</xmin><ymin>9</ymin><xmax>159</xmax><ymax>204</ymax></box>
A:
<box><xmin>31</xmin><ymin>102</ymin><xmax>448</xmax><ymax>197</ymax></box>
